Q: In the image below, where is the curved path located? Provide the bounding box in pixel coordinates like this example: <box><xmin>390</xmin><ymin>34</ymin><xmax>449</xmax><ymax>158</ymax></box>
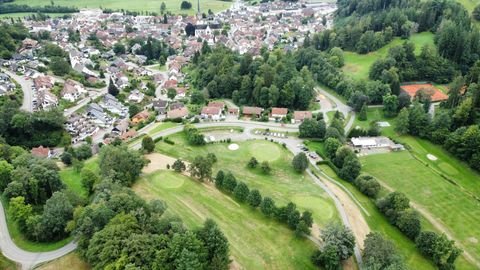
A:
<box><xmin>2</xmin><ymin>70</ymin><xmax>33</xmax><ymax>112</ymax></box>
<box><xmin>131</xmin><ymin>120</ymin><xmax>367</xmax><ymax>266</ymax></box>
<box><xmin>0</xmin><ymin>201</ymin><xmax>77</xmax><ymax>270</ymax></box>
<box><xmin>313</xmin><ymin>87</ymin><xmax>355</xmax><ymax>135</ymax></box>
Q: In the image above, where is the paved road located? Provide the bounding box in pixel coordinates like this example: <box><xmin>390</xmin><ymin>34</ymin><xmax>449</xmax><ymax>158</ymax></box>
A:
<box><xmin>131</xmin><ymin>120</ymin><xmax>364</xmax><ymax>265</ymax></box>
<box><xmin>3</xmin><ymin>70</ymin><xmax>33</xmax><ymax>112</ymax></box>
<box><xmin>313</xmin><ymin>87</ymin><xmax>355</xmax><ymax>135</ymax></box>
<box><xmin>0</xmin><ymin>201</ymin><xmax>77</xmax><ymax>270</ymax></box>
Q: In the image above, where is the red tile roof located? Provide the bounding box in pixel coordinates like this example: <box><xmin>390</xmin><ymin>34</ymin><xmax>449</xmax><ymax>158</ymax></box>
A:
<box><xmin>400</xmin><ymin>84</ymin><xmax>448</xmax><ymax>102</ymax></box>
<box><xmin>294</xmin><ymin>111</ymin><xmax>312</xmax><ymax>121</ymax></box>
<box><xmin>201</xmin><ymin>106</ymin><xmax>222</xmax><ymax>115</ymax></box>
<box><xmin>167</xmin><ymin>107</ymin><xmax>188</xmax><ymax>119</ymax></box>
<box><xmin>242</xmin><ymin>106</ymin><xmax>263</xmax><ymax>115</ymax></box>
<box><xmin>271</xmin><ymin>107</ymin><xmax>288</xmax><ymax>115</ymax></box>
<box><xmin>208</xmin><ymin>101</ymin><xmax>225</xmax><ymax>108</ymax></box>
<box><xmin>31</xmin><ymin>146</ymin><xmax>49</xmax><ymax>158</ymax></box>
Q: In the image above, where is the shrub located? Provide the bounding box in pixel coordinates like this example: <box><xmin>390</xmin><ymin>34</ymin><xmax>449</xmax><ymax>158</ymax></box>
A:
<box><xmin>353</xmin><ymin>174</ymin><xmax>381</xmax><ymax>198</ymax></box>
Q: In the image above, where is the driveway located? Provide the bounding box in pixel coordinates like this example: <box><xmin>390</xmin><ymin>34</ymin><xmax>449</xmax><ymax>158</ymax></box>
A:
<box><xmin>313</xmin><ymin>87</ymin><xmax>355</xmax><ymax>135</ymax></box>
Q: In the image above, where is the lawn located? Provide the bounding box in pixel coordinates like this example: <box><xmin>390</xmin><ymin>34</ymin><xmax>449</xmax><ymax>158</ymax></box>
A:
<box><xmin>351</xmin><ymin>107</ymin><xmax>391</xmax><ymax>130</ymax></box>
<box><xmin>59</xmin><ymin>157</ymin><xmax>98</xmax><ymax>199</ymax></box>
<box><xmin>361</xmin><ymin>151</ymin><xmax>480</xmax><ymax>267</ymax></box>
<box><xmin>134</xmin><ymin>170</ymin><xmax>320</xmax><ymax>269</ymax></box>
<box><xmin>37</xmin><ymin>252</ymin><xmax>90</xmax><ymax>270</ymax></box>
<box><xmin>10</xmin><ymin>0</ymin><xmax>233</xmax><ymax>15</ymax></box>
<box><xmin>146</xmin><ymin>121</ymin><xmax>179</xmax><ymax>135</ymax></box>
<box><xmin>342</xmin><ymin>32</ymin><xmax>435</xmax><ymax>80</ymax></box>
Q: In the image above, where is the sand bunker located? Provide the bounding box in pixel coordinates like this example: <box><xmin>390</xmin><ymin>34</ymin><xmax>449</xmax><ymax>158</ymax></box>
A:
<box><xmin>427</xmin><ymin>154</ymin><xmax>438</xmax><ymax>161</ymax></box>
<box><xmin>228</xmin><ymin>143</ymin><xmax>239</xmax><ymax>150</ymax></box>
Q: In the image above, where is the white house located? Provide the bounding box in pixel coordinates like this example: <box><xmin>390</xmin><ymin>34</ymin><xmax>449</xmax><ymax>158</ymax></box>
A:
<box><xmin>61</xmin><ymin>79</ymin><xmax>86</xmax><ymax>102</ymax></box>
<box><xmin>201</xmin><ymin>106</ymin><xmax>222</xmax><ymax>120</ymax></box>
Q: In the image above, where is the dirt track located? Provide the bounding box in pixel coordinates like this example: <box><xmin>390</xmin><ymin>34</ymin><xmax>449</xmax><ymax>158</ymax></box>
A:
<box><xmin>143</xmin><ymin>153</ymin><xmax>183</xmax><ymax>174</ymax></box>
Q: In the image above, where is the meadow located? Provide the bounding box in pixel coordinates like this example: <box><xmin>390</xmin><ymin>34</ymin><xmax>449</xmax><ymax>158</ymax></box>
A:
<box><xmin>342</xmin><ymin>32</ymin><xmax>435</xmax><ymax>80</ymax></box>
<box><xmin>37</xmin><ymin>252</ymin><xmax>90</xmax><ymax>270</ymax></box>
<box><xmin>10</xmin><ymin>0</ymin><xmax>233</xmax><ymax>15</ymax></box>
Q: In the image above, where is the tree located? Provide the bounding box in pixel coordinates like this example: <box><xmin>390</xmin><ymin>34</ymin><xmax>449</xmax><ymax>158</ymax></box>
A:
<box><xmin>108</xmin><ymin>78</ymin><xmax>119</xmax><ymax>96</ymax></box>
<box><xmin>8</xmin><ymin>196</ymin><xmax>32</xmax><ymax>232</ymax></box>
<box><xmin>75</xmin><ymin>144</ymin><xmax>92</xmax><ymax>160</ymax></box>
<box><xmin>39</xmin><ymin>191</ymin><xmax>73</xmax><ymax>241</ymax></box>
<box><xmin>247</xmin><ymin>189</ymin><xmax>262</xmax><ymax>208</ymax></box>
<box><xmin>363</xmin><ymin>232</ymin><xmax>405</xmax><ymax>270</ymax></box>
<box><xmin>339</xmin><ymin>155</ymin><xmax>361</xmax><ymax>181</ymax></box>
<box><xmin>80</xmin><ymin>168</ymin><xmax>98</xmax><ymax>195</ymax></box>
<box><xmin>167</xmin><ymin>88</ymin><xmax>177</xmax><ymax>100</ymax></box>
<box><xmin>395</xmin><ymin>108</ymin><xmax>410</xmax><ymax>135</ymax></box>
<box><xmin>299</xmin><ymin>119</ymin><xmax>326</xmax><ymax>138</ymax></box>
<box><xmin>292</xmin><ymin>152</ymin><xmax>308</xmax><ymax>172</ymax></box>
<box><xmin>129</xmin><ymin>104</ymin><xmax>141</xmax><ymax>118</ymax></box>
<box><xmin>247</xmin><ymin>157</ymin><xmax>258</xmax><ymax>168</ymax></box>
<box><xmin>416</xmin><ymin>231</ymin><xmax>462</xmax><ymax>269</ymax></box>
<box><xmin>0</xmin><ymin>160</ymin><xmax>13</xmax><ymax>191</ymax></box>
<box><xmin>396</xmin><ymin>209</ymin><xmax>421</xmax><ymax>239</ymax></box>
<box><xmin>233</xmin><ymin>182</ymin><xmax>249</xmax><ymax>202</ymax></box>
<box><xmin>260</xmin><ymin>161</ymin><xmax>271</xmax><ymax>174</ymax></box>
<box><xmin>324</xmin><ymin>138</ymin><xmax>342</xmax><ymax>160</ymax></box>
<box><xmin>260</xmin><ymin>197</ymin><xmax>276</xmax><ymax>217</ymax></box>
<box><xmin>320</xmin><ymin>223</ymin><xmax>355</xmax><ymax>261</ymax></box>
<box><xmin>215</xmin><ymin>170</ymin><xmax>225</xmax><ymax>189</ymax></box>
<box><xmin>99</xmin><ymin>145</ymin><xmax>146</xmax><ymax>186</ymax></box>
<box><xmin>206</xmin><ymin>153</ymin><xmax>217</xmax><ymax>164</ymax></box>
<box><xmin>311</xmin><ymin>244</ymin><xmax>340</xmax><ymax>270</ymax></box>
<box><xmin>190</xmin><ymin>91</ymin><xmax>205</xmax><ymax>104</ymax></box>
<box><xmin>382</xmin><ymin>93</ymin><xmax>398</xmax><ymax>117</ymax></box>
<box><xmin>185</xmin><ymin>23</ymin><xmax>195</xmax><ymax>36</ymax></box>
<box><xmin>141</xmin><ymin>136</ymin><xmax>155</xmax><ymax>153</ymax></box>
<box><xmin>172</xmin><ymin>159</ymin><xmax>186</xmax><ymax>173</ymax></box>
<box><xmin>358</xmin><ymin>103</ymin><xmax>368</xmax><ymax>121</ymax></box>
<box><xmin>333</xmin><ymin>146</ymin><xmax>355</xmax><ymax>168</ymax></box>
<box><xmin>50</xmin><ymin>56</ymin><xmax>70</xmax><ymax>76</ymax></box>
<box><xmin>196</xmin><ymin>219</ymin><xmax>230</xmax><ymax>270</ymax></box>
<box><xmin>180</xmin><ymin>1</ymin><xmax>192</xmax><ymax>9</ymax></box>
<box><xmin>113</xmin><ymin>43</ymin><xmax>126</xmax><ymax>55</ymax></box>
<box><xmin>189</xmin><ymin>156</ymin><xmax>213</xmax><ymax>181</ymax></box>
<box><xmin>353</xmin><ymin>174</ymin><xmax>380</xmax><ymax>198</ymax></box>
<box><xmin>376</xmin><ymin>192</ymin><xmax>410</xmax><ymax>223</ymax></box>
<box><xmin>160</xmin><ymin>2</ymin><xmax>166</xmax><ymax>14</ymax></box>
<box><xmin>222</xmin><ymin>172</ymin><xmax>237</xmax><ymax>192</ymax></box>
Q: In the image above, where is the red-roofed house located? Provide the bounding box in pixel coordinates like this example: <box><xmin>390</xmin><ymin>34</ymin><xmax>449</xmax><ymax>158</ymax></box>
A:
<box><xmin>400</xmin><ymin>83</ymin><xmax>448</xmax><ymax>103</ymax></box>
<box><xmin>293</xmin><ymin>111</ymin><xmax>313</xmax><ymax>123</ymax></box>
<box><xmin>242</xmin><ymin>106</ymin><xmax>263</xmax><ymax>117</ymax></box>
<box><xmin>201</xmin><ymin>106</ymin><xmax>222</xmax><ymax>120</ymax></box>
<box><xmin>167</xmin><ymin>107</ymin><xmax>189</xmax><ymax>119</ymax></box>
<box><xmin>271</xmin><ymin>107</ymin><xmax>288</xmax><ymax>119</ymax></box>
<box><xmin>131</xmin><ymin>111</ymin><xmax>150</xmax><ymax>125</ymax></box>
<box><xmin>31</xmin><ymin>146</ymin><xmax>51</xmax><ymax>158</ymax></box>
<box><xmin>208</xmin><ymin>101</ymin><xmax>225</xmax><ymax>108</ymax></box>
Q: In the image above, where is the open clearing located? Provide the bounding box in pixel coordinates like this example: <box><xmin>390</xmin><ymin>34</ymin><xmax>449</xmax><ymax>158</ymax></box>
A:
<box><xmin>10</xmin><ymin>0</ymin><xmax>233</xmax><ymax>15</ymax></box>
<box><xmin>361</xmin><ymin>151</ymin><xmax>480</xmax><ymax>268</ymax></box>
<box><xmin>37</xmin><ymin>252</ymin><xmax>90</xmax><ymax>270</ymax></box>
<box><xmin>343</xmin><ymin>32</ymin><xmax>435</xmax><ymax>80</ymax></box>
<box><xmin>142</xmin><ymin>153</ymin><xmax>179</xmax><ymax>174</ymax></box>
<box><xmin>133</xmin><ymin>170</ymin><xmax>320</xmax><ymax>269</ymax></box>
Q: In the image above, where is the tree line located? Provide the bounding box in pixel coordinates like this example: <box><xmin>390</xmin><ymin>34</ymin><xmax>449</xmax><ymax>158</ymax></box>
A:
<box><xmin>0</xmin><ymin>4</ymin><xmax>79</xmax><ymax>14</ymax></box>
<box><xmin>0</xmin><ymin>22</ymin><xmax>29</xmax><ymax>59</ymax></box>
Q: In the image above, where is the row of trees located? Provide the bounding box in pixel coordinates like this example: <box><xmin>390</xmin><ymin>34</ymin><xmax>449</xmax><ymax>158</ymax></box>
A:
<box><xmin>0</xmin><ymin>22</ymin><xmax>28</xmax><ymax>59</ymax></box>
<box><xmin>184</xmin><ymin>125</ymin><xmax>206</xmax><ymax>145</ymax></box>
<box><xmin>214</xmin><ymin>170</ymin><xmax>313</xmax><ymax>237</ymax></box>
<box><xmin>189</xmin><ymin>45</ymin><xmax>316</xmax><ymax>110</ymax></box>
<box><xmin>0</xmin><ymin>4</ymin><xmax>78</xmax><ymax>15</ymax></box>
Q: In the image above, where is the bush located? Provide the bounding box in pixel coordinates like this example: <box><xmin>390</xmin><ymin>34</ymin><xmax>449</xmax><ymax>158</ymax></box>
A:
<box><xmin>353</xmin><ymin>174</ymin><xmax>381</xmax><ymax>198</ymax></box>
<box><xmin>164</xmin><ymin>137</ymin><xmax>175</xmax><ymax>145</ymax></box>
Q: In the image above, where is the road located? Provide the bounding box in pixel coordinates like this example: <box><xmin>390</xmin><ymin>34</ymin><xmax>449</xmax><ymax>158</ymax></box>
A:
<box><xmin>63</xmin><ymin>74</ymin><xmax>110</xmax><ymax>117</ymax></box>
<box><xmin>131</xmin><ymin>120</ymin><xmax>365</xmax><ymax>265</ymax></box>
<box><xmin>3</xmin><ymin>70</ymin><xmax>33</xmax><ymax>112</ymax></box>
<box><xmin>313</xmin><ymin>87</ymin><xmax>355</xmax><ymax>135</ymax></box>
<box><xmin>0</xmin><ymin>200</ymin><xmax>77</xmax><ymax>270</ymax></box>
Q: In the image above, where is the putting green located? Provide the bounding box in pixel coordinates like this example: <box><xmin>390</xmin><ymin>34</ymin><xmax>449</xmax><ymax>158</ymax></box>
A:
<box><xmin>292</xmin><ymin>195</ymin><xmax>336</xmax><ymax>220</ymax></box>
<box><xmin>248</xmin><ymin>141</ymin><xmax>281</xmax><ymax>162</ymax></box>
<box><xmin>153</xmin><ymin>172</ymin><xmax>185</xmax><ymax>189</ymax></box>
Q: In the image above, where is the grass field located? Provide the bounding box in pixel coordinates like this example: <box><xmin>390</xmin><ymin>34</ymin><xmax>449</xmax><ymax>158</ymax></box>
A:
<box><xmin>343</xmin><ymin>32</ymin><xmax>435</xmax><ymax>80</ymax></box>
<box><xmin>37</xmin><ymin>252</ymin><xmax>90</xmax><ymax>270</ymax></box>
<box><xmin>361</xmin><ymin>151</ymin><xmax>480</xmax><ymax>268</ymax></box>
<box><xmin>351</xmin><ymin>107</ymin><xmax>391</xmax><ymax>130</ymax></box>
<box><xmin>59</xmin><ymin>157</ymin><xmax>98</xmax><ymax>199</ymax></box>
<box><xmin>154</xmin><ymin>134</ymin><xmax>338</xmax><ymax>225</ymax></box>
<box><xmin>134</xmin><ymin>170</ymin><xmax>320</xmax><ymax>269</ymax></box>
<box><xmin>10</xmin><ymin>0</ymin><xmax>233</xmax><ymax>15</ymax></box>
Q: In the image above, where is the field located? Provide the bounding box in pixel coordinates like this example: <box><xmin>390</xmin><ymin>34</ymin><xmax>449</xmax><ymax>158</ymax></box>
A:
<box><xmin>342</xmin><ymin>32</ymin><xmax>435</xmax><ymax>80</ymax></box>
<box><xmin>0</xmin><ymin>13</ymin><xmax>68</xmax><ymax>19</ymax></box>
<box><xmin>59</xmin><ymin>157</ymin><xmax>98</xmax><ymax>199</ymax></box>
<box><xmin>134</xmin><ymin>171</ymin><xmax>320</xmax><ymax>269</ymax></box>
<box><xmin>0</xmin><ymin>254</ymin><xmax>17</xmax><ymax>270</ymax></box>
<box><xmin>361</xmin><ymin>151</ymin><xmax>480</xmax><ymax>268</ymax></box>
<box><xmin>9</xmin><ymin>0</ymin><xmax>233</xmax><ymax>15</ymax></box>
<box><xmin>37</xmin><ymin>253</ymin><xmax>90</xmax><ymax>270</ymax></box>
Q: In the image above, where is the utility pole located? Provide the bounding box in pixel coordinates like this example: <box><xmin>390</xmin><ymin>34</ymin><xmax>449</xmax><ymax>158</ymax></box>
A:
<box><xmin>197</xmin><ymin>0</ymin><xmax>200</xmax><ymax>14</ymax></box>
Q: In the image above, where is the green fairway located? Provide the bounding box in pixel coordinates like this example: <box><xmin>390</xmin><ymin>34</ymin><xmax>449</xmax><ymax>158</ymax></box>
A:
<box><xmin>361</xmin><ymin>151</ymin><xmax>480</xmax><ymax>266</ymax></box>
<box><xmin>134</xmin><ymin>170</ymin><xmax>320</xmax><ymax>269</ymax></box>
<box><xmin>154</xmin><ymin>133</ymin><xmax>338</xmax><ymax>225</ymax></box>
<box><xmin>10</xmin><ymin>0</ymin><xmax>233</xmax><ymax>15</ymax></box>
<box><xmin>343</xmin><ymin>32</ymin><xmax>435</xmax><ymax>80</ymax></box>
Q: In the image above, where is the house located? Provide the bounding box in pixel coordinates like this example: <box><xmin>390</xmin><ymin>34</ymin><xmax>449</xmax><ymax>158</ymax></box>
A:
<box><xmin>37</xmin><ymin>90</ymin><xmax>58</xmax><ymax>110</ymax></box>
<box><xmin>174</xmin><ymin>87</ymin><xmax>186</xmax><ymax>99</ymax></box>
<box><xmin>153</xmin><ymin>99</ymin><xmax>168</xmax><ymax>114</ymax></box>
<box><xmin>87</xmin><ymin>103</ymin><xmax>112</xmax><ymax>126</ymax></box>
<box><xmin>242</xmin><ymin>106</ymin><xmax>263</xmax><ymax>117</ymax></box>
<box><xmin>112</xmin><ymin>118</ymin><xmax>129</xmax><ymax>135</ymax></box>
<box><xmin>208</xmin><ymin>101</ymin><xmax>225</xmax><ymax>109</ymax></box>
<box><xmin>169</xmin><ymin>102</ymin><xmax>185</xmax><ymax>110</ymax></box>
<box><xmin>128</xmin><ymin>90</ymin><xmax>145</xmax><ymax>103</ymax></box>
<box><xmin>65</xmin><ymin>114</ymin><xmax>98</xmax><ymax>143</ymax></box>
<box><xmin>400</xmin><ymin>83</ymin><xmax>448</xmax><ymax>103</ymax></box>
<box><xmin>33</xmin><ymin>76</ymin><xmax>54</xmax><ymax>91</ymax></box>
<box><xmin>131</xmin><ymin>110</ymin><xmax>150</xmax><ymax>124</ymax></box>
<box><xmin>120</xmin><ymin>129</ymin><xmax>137</xmax><ymax>140</ymax></box>
<box><xmin>22</xmin><ymin>38</ymin><xmax>38</xmax><ymax>50</ymax></box>
<box><xmin>201</xmin><ymin>106</ymin><xmax>222</xmax><ymax>120</ymax></box>
<box><xmin>350</xmin><ymin>136</ymin><xmax>404</xmax><ymax>151</ymax></box>
<box><xmin>228</xmin><ymin>108</ymin><xmax>239</xmax><ymax>115</ymax></box>
<box><xmin>31</xmin><ymin>145</ymin><xmax>51</xmax><ymax>158</ymax></box>
<box><xmin>293</xmin><ymin>111</ymin><xmax>312</xmax><ymax>123</ymax></box>
<box><xmin>167</xmin><ymin>107</ymin><xmax>189</xmax><ymax>119</ymax></box>
<box><xmin>61</xmin><ymin>79</ymin><xmax>86</xmax><ymax>102</ymax></box>
<box><xmin>102</xmin><ymin>94</ymin><xmax>128</xmax><ymax>117</ymax></box>
<box><xmin>271</xmin><ymin>107</ymin><xmax>288</xmax><ymax>119</ymax></box>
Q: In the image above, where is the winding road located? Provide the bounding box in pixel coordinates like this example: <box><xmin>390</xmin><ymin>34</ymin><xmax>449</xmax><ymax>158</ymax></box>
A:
<box><xmin>3</xmin><ymin>70</ymin><xmax>33</xmax><ymax>112</ymax></box>
<box><xmin>0</xmin><ymin>201</ymin><xmax>77</xmax><ymax>270</ymax></box>
<box><xmin>313</xmin><ymin>87</ymin><xmax>355</xmax><ymax>135</ymax></box>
